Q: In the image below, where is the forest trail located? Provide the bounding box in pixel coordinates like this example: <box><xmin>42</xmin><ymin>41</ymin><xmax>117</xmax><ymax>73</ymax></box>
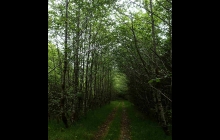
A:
<box><xmin>93</xmin><ymin>102</ymin><xmax>120</xmax><ymax>140</ymax></box>
<box><xmin>93</xmin><ymin>101</ymin><xmax>131</xmax><ymax>140</ymax></box>
<box><xmin>119</xmin><ymin>102</ymin><xmax>131</xmax><ymax>140</ymax></box>
<box><xmin>48</xmin><ymin>100</ymin><xmax>172</xmax><ymax>140</ymax></box>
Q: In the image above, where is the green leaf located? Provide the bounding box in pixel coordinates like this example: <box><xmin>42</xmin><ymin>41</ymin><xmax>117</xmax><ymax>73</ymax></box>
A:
<box><xmin>155</xmin><ymin>78</ymin><xmax>161</xmax><ymax>82</ymax></box>
<box><xmin>148</xmin><ymin>79</ymin><xmax>154</xmax><ymax>84</ymax></box>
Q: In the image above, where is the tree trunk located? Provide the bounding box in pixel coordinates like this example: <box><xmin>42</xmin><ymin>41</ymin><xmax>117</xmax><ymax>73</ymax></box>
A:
<box><xmin>149</xmin><ymin>0</ymin><xmax>169</xmax><ymax>135</ymax></box>
<box><xmin>60</xmin><ymin>0</ymin><xmax>69</xmax><ymax>128</ymax></box>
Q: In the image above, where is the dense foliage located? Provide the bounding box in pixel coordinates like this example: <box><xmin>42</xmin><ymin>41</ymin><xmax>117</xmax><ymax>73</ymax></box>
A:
<box><xmin>48</xmin><ymin>0</ymin><xmax>172</xmax><ymax>135</ymax></box>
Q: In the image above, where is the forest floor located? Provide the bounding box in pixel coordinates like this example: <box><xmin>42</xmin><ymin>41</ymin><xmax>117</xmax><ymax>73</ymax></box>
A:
<box><xmin>48</xmin><ymin>100</ymin><xmax>171</xmax><ymax>140</ymax></box>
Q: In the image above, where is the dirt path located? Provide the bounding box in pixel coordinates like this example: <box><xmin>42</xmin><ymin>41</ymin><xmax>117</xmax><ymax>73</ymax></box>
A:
<box><xmin>93</xmin><ymin>101</ymin><xmax>131</xmax><ymax>140</ymax></box>
<box><xmin>119</xmin><ymin>102</ymin><xmax>131</xmax><ymax>140</ymax></box>
<box><xmin>93</xmin><ymin>103</ymin><xmax>120</xmax><ymax>140</ymax></box>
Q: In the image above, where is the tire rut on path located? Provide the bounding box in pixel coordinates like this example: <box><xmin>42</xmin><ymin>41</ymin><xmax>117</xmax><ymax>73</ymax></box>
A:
<box><xmin>119</xmin><ymin>102</ymin><xmax>131</xmax><ymax>140</ymax></box>
<box><xmin>93</xmin><ymin>103</ymin><xmax>120</xmax><ymax>140</ymax></box>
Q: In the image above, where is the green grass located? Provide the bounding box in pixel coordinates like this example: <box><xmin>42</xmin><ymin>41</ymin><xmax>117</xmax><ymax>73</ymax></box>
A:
<box><xmin>48</xmin><ymin>101</ymin><xmax>120</xmax><ymax>140</ymax></box>
<box><xmin>124</xmin><ymin>101</ymin><xmax>172</xmax><ymax>140</ymax></box>
<box><xmin>48</xmin><ymin>100</ymin><xmax>172</xmax><ymax>140</ymax></box>
<box><xmin>104</xmin><ymin>102</ymin><xmax>123</xmax><ymax>140</ymax></box>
